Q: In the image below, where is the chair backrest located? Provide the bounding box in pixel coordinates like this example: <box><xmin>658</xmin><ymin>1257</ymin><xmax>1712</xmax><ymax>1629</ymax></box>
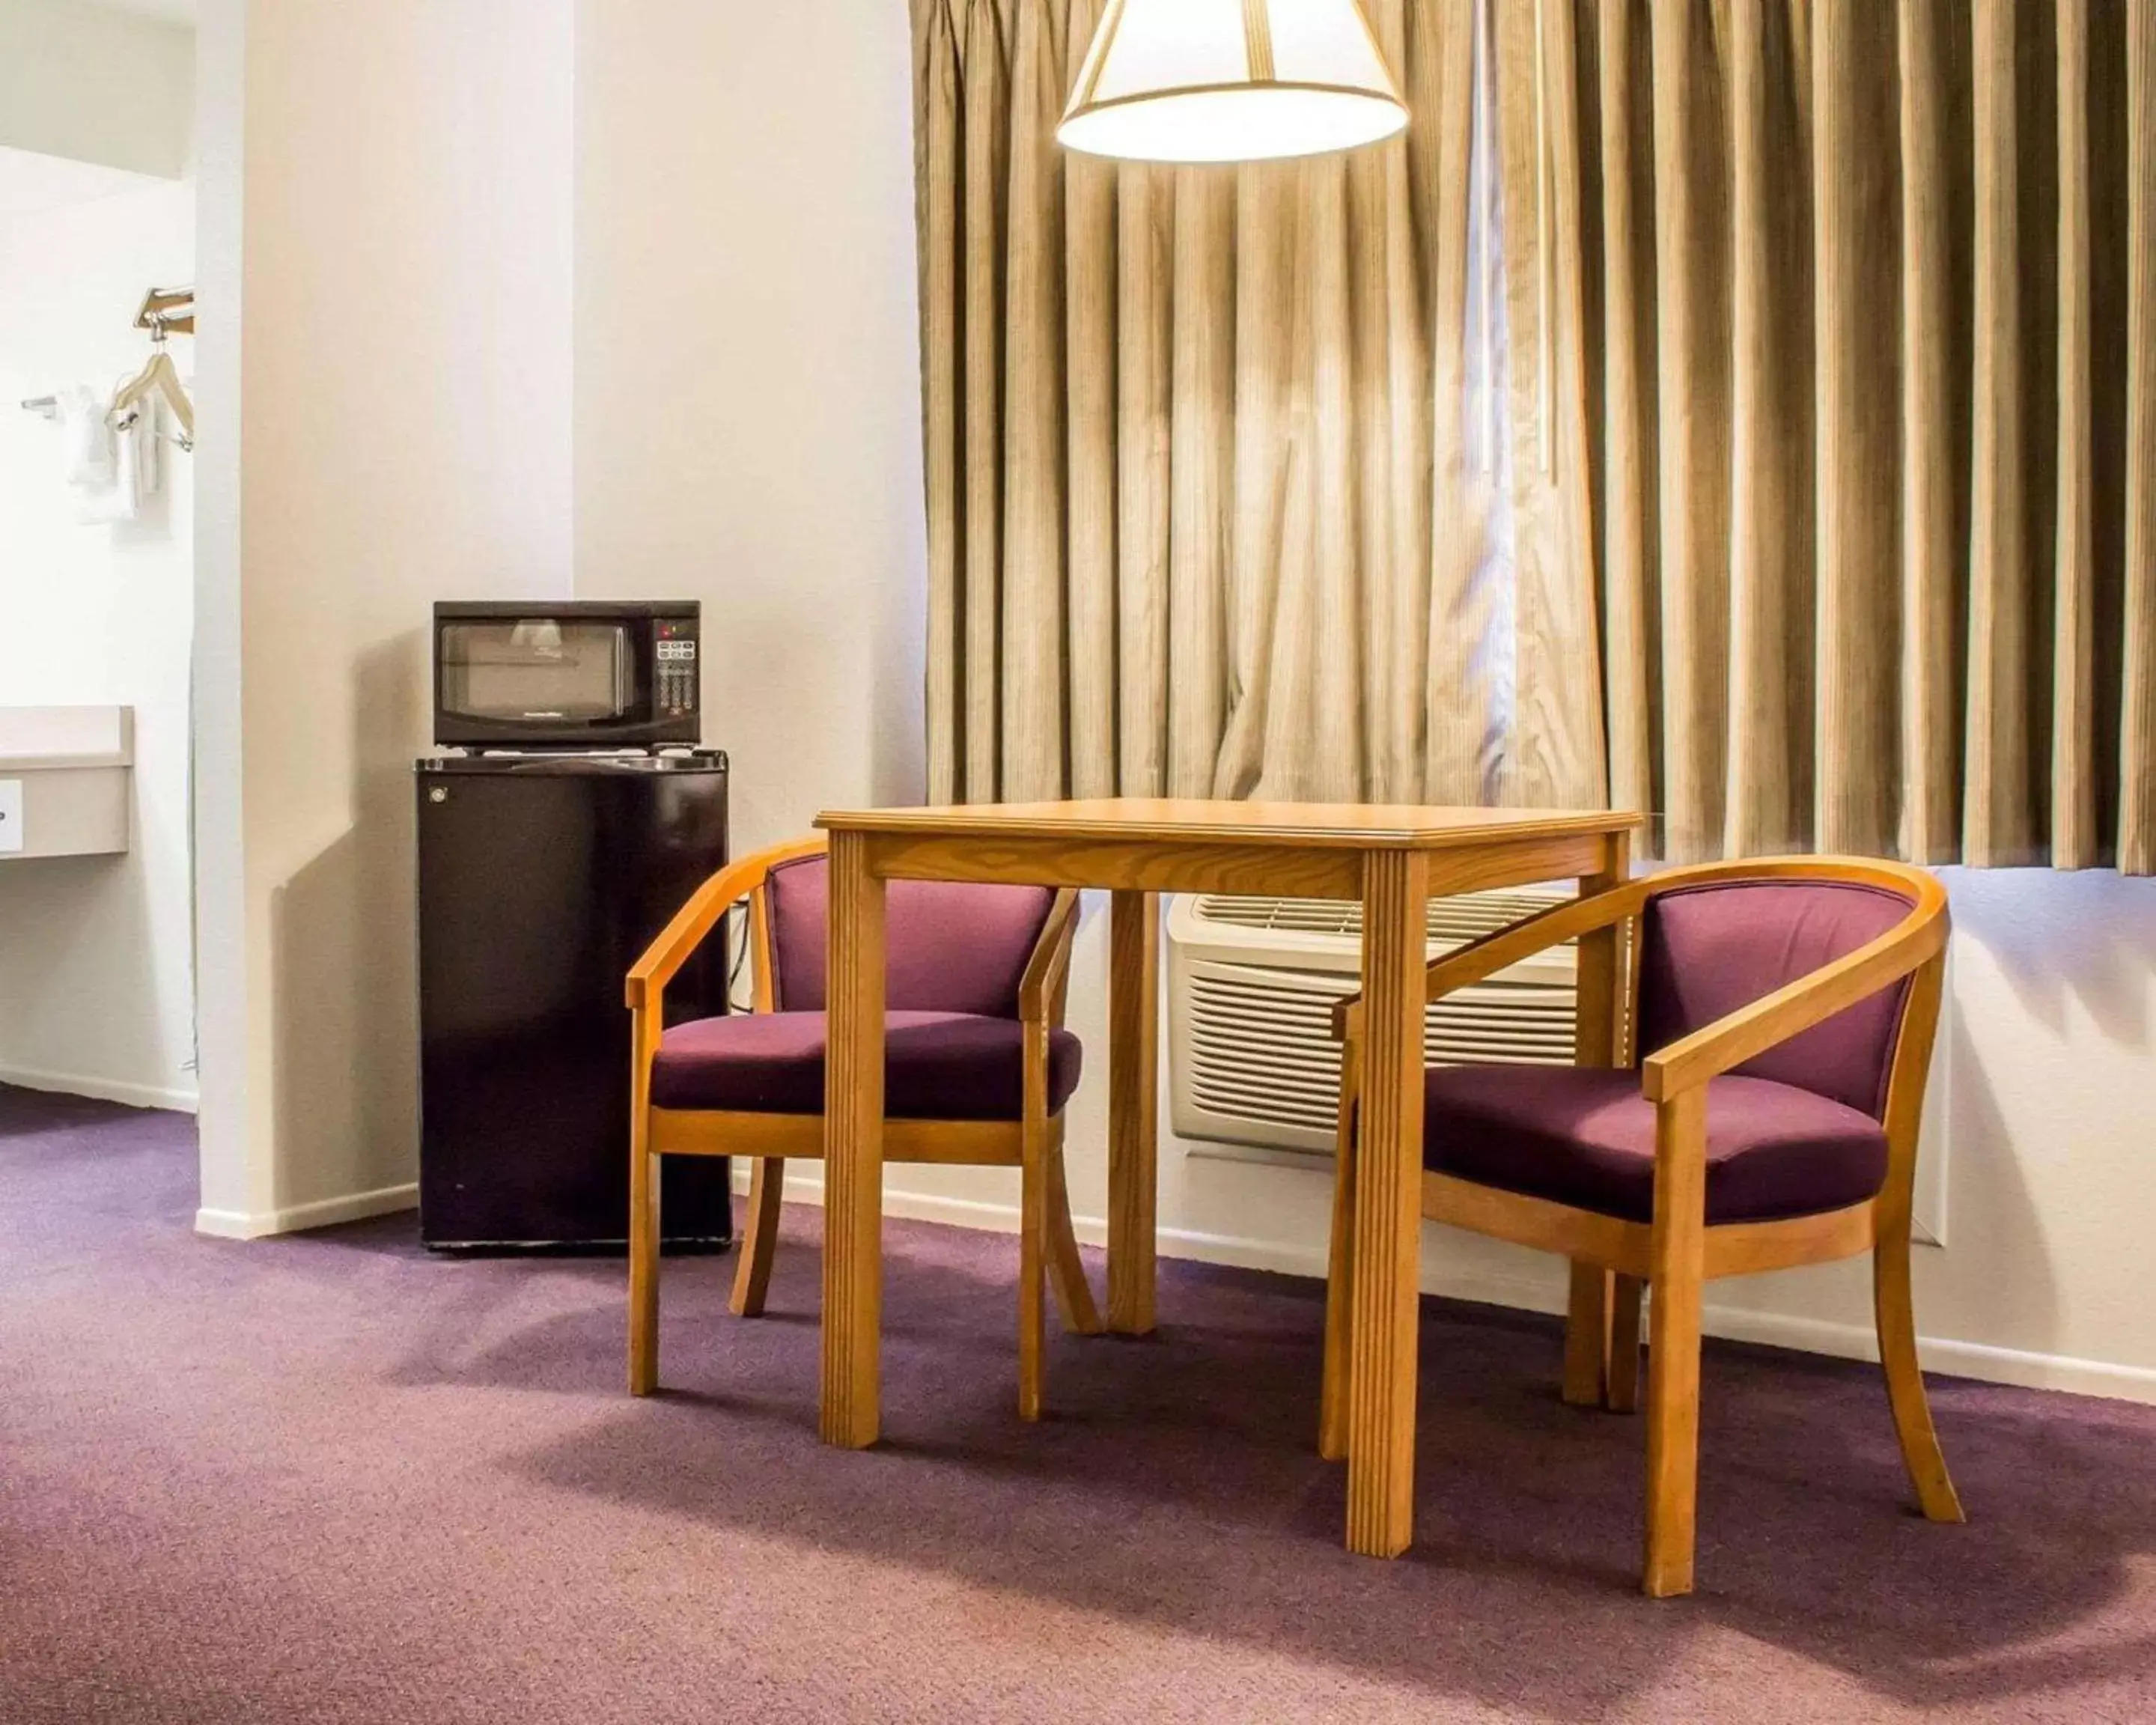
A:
<box><xmin>1633</xmin><ymin>876</ymin><xmax>1919</xmax><ymax>1118</ymax></box>
<box><xmin>761</xmin><ymin>854</ymin><xmax>1056</xmax><ymax>1018</ymax></box>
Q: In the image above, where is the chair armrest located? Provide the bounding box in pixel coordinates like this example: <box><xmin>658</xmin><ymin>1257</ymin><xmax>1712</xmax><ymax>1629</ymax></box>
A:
<box><xmin>1329</xmin><ymin>881</ymin><xmax>1649</xmax><ymax>1042</ymax></box>
<box><xmin>1639</xmin><ymin>904</ymin><xmax>1947</xmax><ymax>1101</ymax></box>
<box><xmin>625</xmin><ymin>851</ymin><xmax>779</xmax><ymax>1012</ymax></box>
<box><xmin>1019</xmin><ymin>890</ymin><xmax>1081</xmax><ymax>1026</ymax></box>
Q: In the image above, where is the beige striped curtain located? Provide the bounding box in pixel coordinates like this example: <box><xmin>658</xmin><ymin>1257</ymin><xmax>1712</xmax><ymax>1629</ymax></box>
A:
<box><xmin>911</xmin><ymin>0</ymin><xmax>1608</xmax><ymax>810</ymax></box>
<box><xmin>1547</xmin><ymin>0</ymin><xmax>2156</xmax><ymax>868</ymax></box>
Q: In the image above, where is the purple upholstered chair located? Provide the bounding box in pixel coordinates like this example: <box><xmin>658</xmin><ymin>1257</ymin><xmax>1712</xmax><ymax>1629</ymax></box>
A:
<box><xmin>1321</xmin><ymin>858</ymin><xmax>1961</xmax><ymax>1597</ymax></box>
<box><xmin>626</xmin><ymin>837</ymin><xmax>1101</xmax><ymax>1420</ymax></box>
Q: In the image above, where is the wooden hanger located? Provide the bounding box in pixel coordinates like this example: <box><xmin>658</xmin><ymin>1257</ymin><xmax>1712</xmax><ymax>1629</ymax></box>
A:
<box><xmin>109</xmin><ymin>340</ymin><xmax>195</xmax><ymax>452</ymax></box>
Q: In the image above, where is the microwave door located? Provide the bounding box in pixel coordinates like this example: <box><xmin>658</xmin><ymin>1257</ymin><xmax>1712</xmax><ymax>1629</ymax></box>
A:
<box><xmin>442</xmin><ymin>621</ymin><xmax>630</xmax><ymax>728</ymax></box>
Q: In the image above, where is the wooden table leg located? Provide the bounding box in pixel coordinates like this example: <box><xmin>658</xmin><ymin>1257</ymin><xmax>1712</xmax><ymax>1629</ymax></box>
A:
<box><xmin>820</xmin><ymin>831</ymin><xmax>886</xmax><ymax>1448</ymax></box>
<box><xmin>1345</xmin><ymin>849</ymin><xmax>1428</xmax><ymax>1558</ymax></box>
<box><xmin>1572</xmin><ymin>831</ymin><xmax>1630</xmax><ymax>1071</ymax></box>
<box><xmin>1107</xmin><ymin>889</ymin><xmax>1158</xmax><ymax>1336</ymax></box>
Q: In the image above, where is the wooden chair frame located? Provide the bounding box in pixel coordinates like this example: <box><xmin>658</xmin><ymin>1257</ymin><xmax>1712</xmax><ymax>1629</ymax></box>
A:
<box><xmin>1319</xmin><ymin>856</ymin><xmax>1963</xmax><ymax>1597</ymax></box>
<box><xmin>625</xmin><ymin>836</ymin><xmax>1102</xmax><ymax>1420</ymax></box>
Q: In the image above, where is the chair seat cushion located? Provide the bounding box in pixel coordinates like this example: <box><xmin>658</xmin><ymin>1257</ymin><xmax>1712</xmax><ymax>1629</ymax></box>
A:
<box><xmin>651</xmin><ymin>1011</ymin><xmax>1081</xmax><ymax>1122</ymax></box>
<box><xmin>1424</xmin><ymin>1065</ymin><xmax>1890</xmax><ymax>1225</ymax></box>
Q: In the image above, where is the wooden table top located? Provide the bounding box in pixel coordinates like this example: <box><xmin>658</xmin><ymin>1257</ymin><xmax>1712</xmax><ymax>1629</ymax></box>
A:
<box><xmin>816</xmin><ymin>797</ymin><xmax>1641</xmax><ymax>851</ymax></box>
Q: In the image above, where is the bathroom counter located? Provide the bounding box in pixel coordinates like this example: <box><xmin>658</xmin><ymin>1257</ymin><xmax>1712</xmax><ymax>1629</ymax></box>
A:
<box><xmin>0</xmin><ymin>707</ymin><xmax>133</xmax><ymax>860</ymax></box>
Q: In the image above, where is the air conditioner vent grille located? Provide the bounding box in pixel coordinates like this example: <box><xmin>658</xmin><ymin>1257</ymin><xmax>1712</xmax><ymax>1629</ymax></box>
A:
<box><xmin>1181</xmin><ymin>967</ymin><xmax>1580</xmax><ymax>1149</ymax></box>
<box><xmin>1169</xmin><ymin>881</ymin><xmax>1595</xmax><ymax>1158</ymax></box>
<box><xmin>1191</xmin><ymin>889</ymin><xmax>1577</xmax><ymax>947</ymax></box>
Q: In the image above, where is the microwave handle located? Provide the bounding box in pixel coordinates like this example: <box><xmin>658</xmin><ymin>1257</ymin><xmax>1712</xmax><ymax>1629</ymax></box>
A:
<box><xmin>618</xmin><ymin>630</ymin><xmax>633</xmax><ymax>716</ymax></box>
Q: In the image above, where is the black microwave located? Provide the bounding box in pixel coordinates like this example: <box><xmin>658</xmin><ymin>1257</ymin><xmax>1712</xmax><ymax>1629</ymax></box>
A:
<box><xmin>432</xmin><ymin>600</ymin><xmax>701</xmax><ymax>749</ymax></box>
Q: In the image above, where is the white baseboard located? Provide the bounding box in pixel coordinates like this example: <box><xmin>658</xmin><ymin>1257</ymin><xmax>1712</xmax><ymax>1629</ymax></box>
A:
<box><xmin>0</xmin><ymin>1063</ymin><xmax>198</xmax><ymax>1114</ymax></box>
<box><xmin>760</xmin><ymin>1171</ymin><xmax>2156</xmax><ymax>1408</ymax></box>
<box><xmin>195</xmin><ymin>1181</ymin><xmax>417</xmax><ymax>1241</ymax></box>
<box><xmin>1694</xmin><ymin>1305</ymin><xmax>2156</xmax><ymax>1405</ymax></box>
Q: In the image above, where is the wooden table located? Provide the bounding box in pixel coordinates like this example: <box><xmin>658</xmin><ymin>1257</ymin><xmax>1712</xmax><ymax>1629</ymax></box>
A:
<box><xmin>813</xmin><ymin>797</ymin><xmax>1639</xmax><ymax>1559</ymax></box>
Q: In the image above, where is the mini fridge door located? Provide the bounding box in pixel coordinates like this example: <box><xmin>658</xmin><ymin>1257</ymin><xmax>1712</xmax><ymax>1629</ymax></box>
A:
<box><xmin>416</xmin><ymin>753</ymin><xmax>733</xmax><ymax>1250</ymax></box>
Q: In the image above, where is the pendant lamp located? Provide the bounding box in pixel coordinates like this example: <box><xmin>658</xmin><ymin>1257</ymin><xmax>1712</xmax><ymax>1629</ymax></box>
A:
<box><xmin>1059</xmin><ymin>0</ymin><xmax>1407</xmax><ymax>164</ymax></box>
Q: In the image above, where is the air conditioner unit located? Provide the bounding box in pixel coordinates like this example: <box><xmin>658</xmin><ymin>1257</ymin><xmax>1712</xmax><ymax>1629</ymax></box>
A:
<box><xmin>1166</xmin><ymin>886</ymin><xmax>1580</xmax><ymax>1157</ymax></box>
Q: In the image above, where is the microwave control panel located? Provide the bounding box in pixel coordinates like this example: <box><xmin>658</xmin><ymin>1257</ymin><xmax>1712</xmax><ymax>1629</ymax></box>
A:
<box><xmin>654</xmin><ymin>626</ymin><xmax>698</xmax><ymax>718</ymax></box>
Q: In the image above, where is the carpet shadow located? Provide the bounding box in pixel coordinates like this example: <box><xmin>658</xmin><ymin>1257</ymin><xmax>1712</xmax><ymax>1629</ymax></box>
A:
<box><xmin>452</xmin><ymin>1210</ymin><xmax>2156</xmax><ymax>1721</ymax></box>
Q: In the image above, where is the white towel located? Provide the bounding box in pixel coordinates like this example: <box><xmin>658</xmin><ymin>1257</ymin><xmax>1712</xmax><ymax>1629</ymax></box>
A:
<box><xmin>106</xmin><ymin>398</ymin><xmax>159</xmax><ymax>521</ymax></box>
<box><xmin>56</xmin><ymin>386</ymin><xmax>113</xmax><ymax>490</ymax></box>
<box><xmin>56</xmin><ymin>384</ymin><xmax>156</xmax><ymax>525</ymax></box>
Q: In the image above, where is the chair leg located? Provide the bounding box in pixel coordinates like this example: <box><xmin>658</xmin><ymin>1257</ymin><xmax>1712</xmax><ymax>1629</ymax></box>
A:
<box><xmin>1643</xmin><ymin>1089</ymin><xmax>1706</xmax><ymax>1598</ymax></box>
<box><xmin>1017</xmin><ymin>1113</ymin><xmax>1048</xmax><ymax>1423</ymax></box>
<box><xmin>1874</xmin><ymin>1225</ymin><xmax>1965</xmax><ymax>1523</ymax></box>
<box><xmin>629</xmin><ymin>1142</ymin><xmax>660</xmax><ymax>1396</ymax></box>
<box><xmin>1044</xmin><ymin>1139</ymin><xmax>1103</xmax><ymax>1336</ymax></box>
<box><xmin>1318</xmin><ymin>1112</ymin><xmax>1357</xmax><ymax>1462</ymax></box>
<box><xmin>1562</xmin><ymin>1261</ymin><xmax>1611</xmax><ymax>1408</ymax></box>
<box><xmin>1607</xmin><ymin>1274</ymin><xmax>1645</xmax><ymax>1415</ymax></box>
<box><xmin>1642</xmin><ymin>1256</ymin><xmax>1702</xmax><ymax>1597</ymax></box>
<box><xmin>728</xmin><ymin>1156</ymin><xmax>785</xmax><ymax>1318</ymax></box>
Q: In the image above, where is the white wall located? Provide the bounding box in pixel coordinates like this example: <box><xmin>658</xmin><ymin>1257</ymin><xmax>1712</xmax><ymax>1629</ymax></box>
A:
<box><xmin>191</xmin><ymin>0</ymin><xmax>575</xmax><ymax>1235</ymax></box>
<box><xmin>0</xmin><ymin>0</ymin><xmax>195</xmax><ymax>179</ymax></box>
<box><xmin>573</xmin><ymin>0</ymin><xmax>928</xmax><ymax>845</ymax></box>
<box><xmin>573</xmin><ymin>1</ymin><xmax>2156</xmax><ymax>1403</ymax></box>
<box><xmin>1706</xmin><ymin>869</ymin><xmax>2156</xmax><ymax>1392</ymax></box>
<box><xmin>0</xmin><ymin>173</ymin><xmax>197</xmax><ymax>1110</ymax></box>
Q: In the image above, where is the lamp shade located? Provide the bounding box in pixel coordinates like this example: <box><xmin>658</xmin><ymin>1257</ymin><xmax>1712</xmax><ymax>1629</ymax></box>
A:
<box><xmin>1058</xmin><ymin>0</ymin><xmax>1407</xmax><ymax>164</ymax></box>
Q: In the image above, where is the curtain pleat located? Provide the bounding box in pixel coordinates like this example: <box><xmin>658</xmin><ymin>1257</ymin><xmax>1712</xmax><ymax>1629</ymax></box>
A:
<box><xmin>916</xmin><ymin>1</ymin><xmax>965</xmax><ymax>807</ymax></box>
<box><xmin>1645</xmin><ymin>0</ymin><xmax>1732</xmax><ymax>862</ymax></box>
<box><xmin>1061</xmin><ymin>1</ymin><xmax>1117</xmax><ymax>798</ymax></box>
<box><xmin>1491</xmin><ymin>1</ymin><xmax>1610</xmax><ymax>812</ymax></box>
<box><xmin>1115</xmin><ymin>163</ymin><xmax>1174</xmax><ymax>798</ymax></box>
<box><xmin>1374</xmin><ymin>0</ymin><xmax>1436</xmax><ymax>803</ymax></box>
<box><xmin>959</xmin><ymin>0</ymin><xmax>1010</xmax><ymax>805</ymax></box>
<box><xmin>1166</xmin><ymin>169</ymin><xmax>1235</xmax><ymax>795</ymax></box>
<box><xmin>1421</xmin><ymin>0</ymin><xmax>1486</xmax><ymax>803</ymax></box>
<box><xmin>1814</xmin><ymin>0</ymin><xmax>1902</xmax><ymax>860</ymax></box>
<box><xmin>1596</xmin><ymin>0</ymin><xmax>1658</xmax><ymax>826</ymax></box>
<box><xmin>2055</xmin><ymin>0</ymin><xmax>2095</xmax><ymax>868</ymax></box>
<box><xmin>1725</xmin><ymin>0</ymin><xmax>1812</xmax><ymax>858</ymax></box>
<box><xmin>913</xmin><ymin>0</ymin><xmax>1604</xmax><ymax>810</ymax></box>
<box><xmin>1964</xmin><ymin>0</ymin><xmax>2032</xmax><ymax>866</ymax></box>
<box><xmin>1895</xmin><ymin>0</ymin><xmax>1964</xmax><ymax>868</ymax></box>
<box><xmin>1546</xmin><ymin>0</ymin><xmax>2155</xmax><ymax>869</ymax></box>
<box><xmin>1001</xmin><ymin>0</ymin><xmax>1068</xmax><ymax>800</ymax></box>
<box><xmin>2125</xmin><ymin>0</ymin><xmax>2156</xmax><ymax>870</ymax></box>
<box><xmin>1541</xmin><ymin>0</ymin><xmax>1608</xmax><ymax>812</ymax></box>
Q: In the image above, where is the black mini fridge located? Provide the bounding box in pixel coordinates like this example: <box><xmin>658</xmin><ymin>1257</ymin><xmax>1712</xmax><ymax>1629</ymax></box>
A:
<box><xmin>415</xmin><ymin>752</ymin><xmax>734</xmax><ymax>1250</ymax></box>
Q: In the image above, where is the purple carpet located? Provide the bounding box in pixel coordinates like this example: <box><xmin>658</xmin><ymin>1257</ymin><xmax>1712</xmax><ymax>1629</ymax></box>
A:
<box><xmin>3</xmin><ymin>1086</ymin><xmax>2154</xmax><ymax>1723</ymax></box>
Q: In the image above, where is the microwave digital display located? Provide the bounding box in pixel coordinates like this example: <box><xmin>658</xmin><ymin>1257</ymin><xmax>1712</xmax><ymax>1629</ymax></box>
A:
<box><xmin>432</xmin><ymin>600</ymin><xmax>700</xmax><ymax>749</ymax></box>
